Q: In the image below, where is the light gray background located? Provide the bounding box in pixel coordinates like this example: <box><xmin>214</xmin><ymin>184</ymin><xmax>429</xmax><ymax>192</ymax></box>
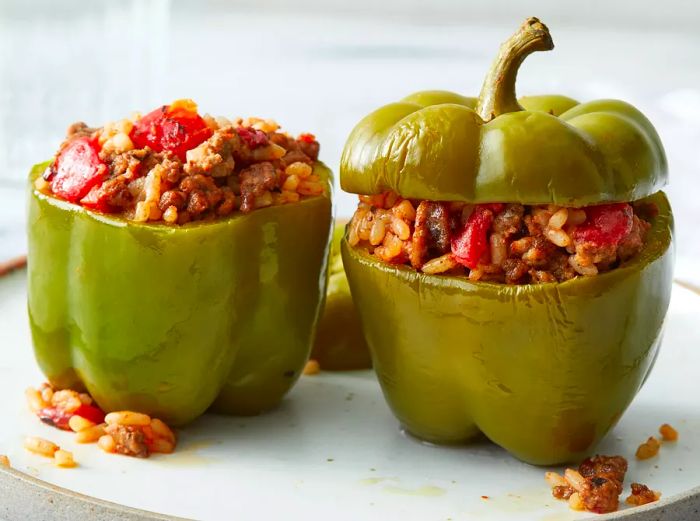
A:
<box><xmin>0</xmin><ymin>3</ymin><xmax>699</xmax><ymax>519</ymax></box>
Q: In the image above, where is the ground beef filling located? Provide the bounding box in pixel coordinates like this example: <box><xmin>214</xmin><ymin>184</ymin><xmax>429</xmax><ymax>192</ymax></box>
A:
<box><xmin>25</xmin><ymin>384</ymin><xmax>177</xmax><ymax>459</ymax></box>
<box><xmin>348</xmin><ymin>192</ymin><xmax>654</xmax><ymax>284</ymax></box>
<box><xmin>105</xmin><ymin>424</ymin><xmax>149</xmax><ymax>458</ymax></box>
<box><xmin>37</xmin><ymin>106</ymin><xmax>324</xmax><ymax>225</ymax></box>
<box><xmin>626</xmin><ymin>483</ymin><xmax>662</xmax><ymax>506</ymax></box>
<box><xmin>547</xmin><ymin>455</ymin><xmax>629</xmax><ymax>514</ymax></box>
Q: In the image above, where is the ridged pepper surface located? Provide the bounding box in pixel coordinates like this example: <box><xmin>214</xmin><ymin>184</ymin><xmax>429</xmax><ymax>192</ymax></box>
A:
<box><xmin>339</xmin><ymin>18</ymin><xmax>673</xmax><ymax>464</ymax></box>
<box><xmin>28</xmin><ymin>161</ymin><xmax>332</xmax><ymax>425</ymax></box>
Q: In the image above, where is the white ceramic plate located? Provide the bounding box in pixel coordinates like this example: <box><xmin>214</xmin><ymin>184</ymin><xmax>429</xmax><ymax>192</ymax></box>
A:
<box><xmin>1</xmin><ymin>269</ymin><xmax>699</xmax><ymax>521</ymax></box>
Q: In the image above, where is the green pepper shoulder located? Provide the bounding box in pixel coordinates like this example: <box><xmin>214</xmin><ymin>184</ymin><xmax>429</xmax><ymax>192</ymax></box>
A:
<box><xmin>340</xmin><ymin>20</ymin><xmax>666</xmax><ymax>206</ymax></box>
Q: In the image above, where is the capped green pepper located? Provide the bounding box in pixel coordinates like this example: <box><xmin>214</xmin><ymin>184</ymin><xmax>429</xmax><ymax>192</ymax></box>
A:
<box><xmin>341</xmin><ymin>20</ymin><xmax>666</xmax><ymax>207</ymax></box>
<box><xmin>28</xmin><ymin>159</ymin><xmax>332</xmax><ymax>425</ymax></box>
<box><xmin>311</xmin><ymin>221</ymin><xmax>371</xmax><ymax>371</ymax></box>
<box><xmin>339</xmin><ymin>18</ymin><xmax>673</xmax><ymax>464</ymax></box>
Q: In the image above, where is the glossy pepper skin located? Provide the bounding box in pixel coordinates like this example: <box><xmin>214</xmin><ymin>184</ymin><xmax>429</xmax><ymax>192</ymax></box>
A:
<box><xmin>341</xmin><ymin>30</ymin><xmax>666</xmax><ymax>206</ymax></box>
<box><xmin>310</xmin><ymin>221</ymin><xmax>371</xmax><ymax>370</ymax></box>
<box><xmin>27</xmin><ymin>161</ymin><xmax>332</xmax><ymax>425</ymax></box>
<box><xmin>339</xmin><ymin>18</ymin><xmax>674</xmax><ymax>464</ymax></box>
<box><xmin>342</xmin><ymin>192</ymin><xmax>673</xmax><ymax>465</ymax></box>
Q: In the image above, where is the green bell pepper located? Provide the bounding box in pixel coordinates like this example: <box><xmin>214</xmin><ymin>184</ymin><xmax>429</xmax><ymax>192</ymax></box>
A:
<box><xmin>340</xmin><ymin>20</ymin><xmax>667</xmax><ymax>207</ymax></box>
<box><xmin>311</xmin><ymin>221</ymin><xmax>371</xmax><ymax>370</ymax></box>
<box><xmin>339</xmin><ymin>18</ymin><xmax>674</xmax><ymax>465</ymax></box>
<box><xmin>27</xmin><ymin>161</ymin><xmax>332</xmax><ymax>425</ymax></box>
<box><xmin>342</xmin><ymin>192</ymin><xmax>673</xmax><ymax>465</ymax></box>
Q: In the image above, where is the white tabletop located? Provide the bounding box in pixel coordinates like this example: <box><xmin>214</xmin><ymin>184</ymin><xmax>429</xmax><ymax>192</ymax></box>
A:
<box><xmin>1</xmin><ymin>1</ymin><xmax>699</xmax><ymax>284</ymax></box>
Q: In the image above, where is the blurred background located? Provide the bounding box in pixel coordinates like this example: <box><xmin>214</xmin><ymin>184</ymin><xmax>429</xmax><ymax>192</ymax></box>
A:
<box><xmin>1</xmin><ymin>0</ymin><xmax>699</xmax><ymax>283</ymax></box>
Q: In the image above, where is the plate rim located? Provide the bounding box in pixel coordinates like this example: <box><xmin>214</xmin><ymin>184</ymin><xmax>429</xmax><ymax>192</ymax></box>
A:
<box><xmin>0</xmin><ymin>466</ymin><xmax>187</xmax><ymax>521</ymax></box>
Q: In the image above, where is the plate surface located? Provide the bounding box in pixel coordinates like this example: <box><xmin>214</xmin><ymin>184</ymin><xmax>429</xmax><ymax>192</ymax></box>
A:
<box><xmin>1</xmin><ymin>269</ymin><xmax>699</xmax><ymax>521</ymax></box>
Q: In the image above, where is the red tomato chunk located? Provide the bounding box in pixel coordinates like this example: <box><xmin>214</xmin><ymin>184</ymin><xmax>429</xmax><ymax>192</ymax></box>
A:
<box><xmin>38</xmin><ymin>407</ymin><xmax>73</xmax><ymax>430</ymax></box>
<box><xmin>236</xmin><ymin>126</ymin><xmax>269</xmax><ymax>149</ymax></box>
<box><xmin>73</xmin><ymin>403</ymin><xmax>106</xmax><ymax>425</ymax></box>
<box><xmin>298</xmin><ymin>133</ymin><xmax>316</xmax><ymax>144</ymax></box>
<box><xmin>573</xmin><ymin>203</ymin><xmax>633</xmax><ymax>247</ymax></box>
<box><xmin>79</xmin><ymin>184</ymin><xmax>112</xmax><ymax>213</ymax></box>
<box><xmin>451</xmin><ymin>204</ymin><xmax>504</xmax><ymax>269</ymax></box>
<box><xmin>130</xmin><ymin>105</ymin><xmax>212</xmax><ymax>160</ymax></box>
<box><xmin>49</xmin><ymin>136</ymin><xmax>107</xmax><ymax>203</ymax></box>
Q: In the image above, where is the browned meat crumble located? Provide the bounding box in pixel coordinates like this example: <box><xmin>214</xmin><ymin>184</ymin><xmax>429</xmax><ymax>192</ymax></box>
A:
<box><xmin>349</xmin><ymin>192</ymin><xmax>653</xmax><ymax>284</ymax></box>
<box><xmin>36</xmin><ymin>100</ymin><xmax>325</xmax><ymax>224</ymax></box>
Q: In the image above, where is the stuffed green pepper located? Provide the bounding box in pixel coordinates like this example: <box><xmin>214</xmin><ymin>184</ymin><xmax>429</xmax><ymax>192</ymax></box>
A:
<box><xmin>28</xmin><ymin>99</ymin><xmax>333</xmax><ymax>426</ymax></box>
<box><xmin>340</xmin><ymin>19</ymin><xmax>673</xmax><ymax>464</ymax></box>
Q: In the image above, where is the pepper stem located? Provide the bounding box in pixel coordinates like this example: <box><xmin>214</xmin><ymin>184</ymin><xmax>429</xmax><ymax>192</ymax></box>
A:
<box><xmin>475</xmin><ymin>18</ymin><xmax>554</xmax><ymax>122</ymax></box>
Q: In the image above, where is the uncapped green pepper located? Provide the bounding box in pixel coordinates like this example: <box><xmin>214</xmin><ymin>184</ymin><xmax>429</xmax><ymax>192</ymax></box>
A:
<box><xmin>340</xmin><ymin>18</ymin><xmax>673</xmax><ymax>464</ymax></box>
<box><xmin>27</xmin><ymin>161</ymin><xmax>332</xmax><ymax>425</ymax></box>
<box><xmin>311</xmin><ymin>221</ymin><xmax>371</xmax><ymax>370</ymax></box>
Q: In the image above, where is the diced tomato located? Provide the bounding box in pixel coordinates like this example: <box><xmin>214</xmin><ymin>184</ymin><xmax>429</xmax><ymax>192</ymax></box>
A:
<box><xmin>236</xmin><ymin>126</ymin><xmax>269</xmax><ymax>149</ymax></box>
<box><xmin>298</xmin><ymin>133</ymin><xmax>316</xmax><ymax>144</ymax></box>
<box><xmin>80</xmin><ymin>184</ymin><xmax>112</xmax><ymax>213</ymax></box>
<box><xmin>72</xmin><ymin>403</ymin><xmax>106</xmax><ymax>425</ymax></box>
<box><xmin>129</xmin><ymin>105</ymin><xmax>166</xmax><ymax>149</ymax></box>
<box><xmin>38</xmin><ymin>407</ymin><xmax>72</xmax><ymax>431</ymax></box>
<box><xmin>160</xmin><ymin>107</ymin><xmax>213</xmax><ymax>158</ymax></box>
<box><xmin>573</xmin><ymin>203</ymin><xmax>633</xmax><ymax>246</ymax></box>
<box><xmin>451</xmin><ymin>205</ymin><xmax>497</xmax><ymax>269</ymax></box>
<box><xmin>130</xmin><ymin>103</ymin><xmax>213</xmax><ymax>160</ymax></box>
<box><xmin>50</xmin><ymin>136</ymin><xmax>107</xmax><ymax>203</ymax></box>
<box><xmin>481</xmin><ymin>203</ymin><xmax>505</xmax><ymax>213</ymax></box>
